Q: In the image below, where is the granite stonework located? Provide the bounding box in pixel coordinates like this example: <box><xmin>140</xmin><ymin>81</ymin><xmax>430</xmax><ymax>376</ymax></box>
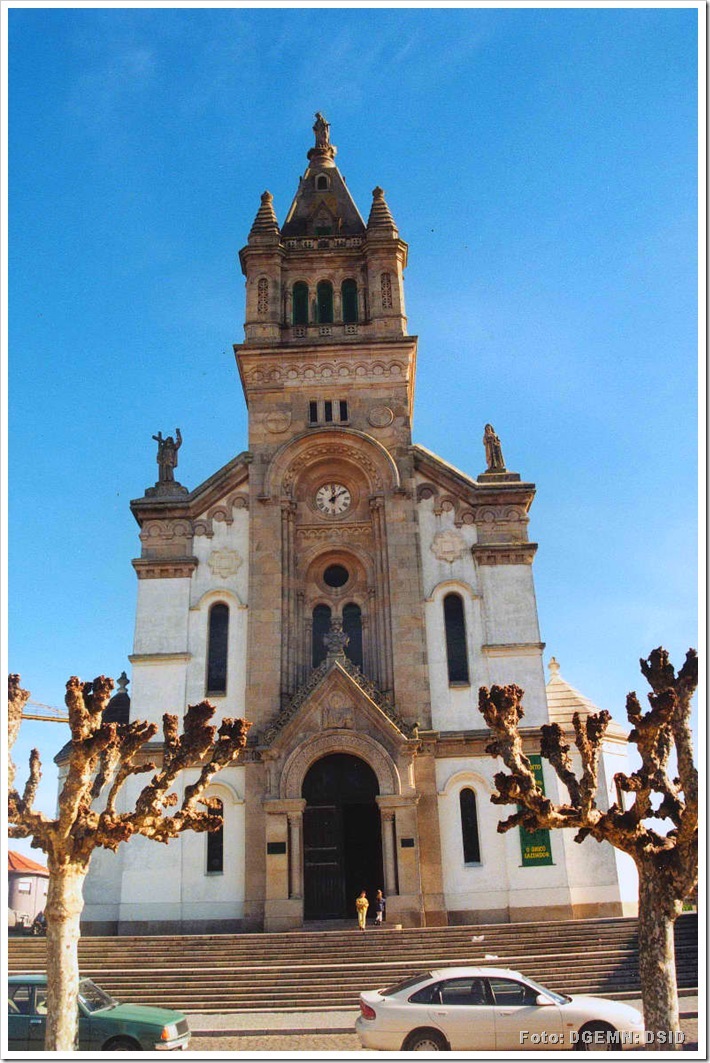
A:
<box><xmin>76</xmin><ymin>116</ymin><xmax>636</xmax><ymax>936</ymax></box>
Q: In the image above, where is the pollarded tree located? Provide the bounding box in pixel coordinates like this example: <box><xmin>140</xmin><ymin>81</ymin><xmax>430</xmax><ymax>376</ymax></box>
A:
<box><xmin>7</xmin><ymin>673</ymin><xmax>250</xmax><ymax>1052</ymax></box>
<box><xmin>478</xmin><ymin>647</ymin><xmax>697</xmax><ymax>1047</ymax></box>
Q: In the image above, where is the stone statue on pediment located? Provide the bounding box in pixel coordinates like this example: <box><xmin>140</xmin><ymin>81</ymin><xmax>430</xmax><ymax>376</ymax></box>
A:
<box><xmin>153</xmin><ymin>428</ymin><xmax>182</xmax><ymax>483</ymax></box>
<box><xmin>483</xmin><ymin>423</ymin><xmax>506</xmax><ymax>472</ymax></box>
<box><xmin>313</xmin><ymin>112</ymin><xmax>331</xmax><ymax>149</ymax></box>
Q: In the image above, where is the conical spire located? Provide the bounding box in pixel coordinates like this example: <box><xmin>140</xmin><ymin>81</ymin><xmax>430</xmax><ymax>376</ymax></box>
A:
<box><xmin>248</xmin><ymin>190</ymin><xmax>280</xmax><ymax>240</ymax></box>
<box><xmin>367</xmin><ymin>186</ymin><xmax>398</xmax><ymax>236</ymax></box>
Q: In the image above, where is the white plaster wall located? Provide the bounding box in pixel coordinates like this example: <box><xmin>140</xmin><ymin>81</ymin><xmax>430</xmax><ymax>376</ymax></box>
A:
<box><xmin>117</xmin><ymin>766</ymin><xmax>246</xmax><ymax>925</ymax></box>
<box><xmin>479</xmin><ymin>564</ymin><xmax>541</xmax><ymax>646</ymax></box>
<box><xmin>133</xmin><ymin>577</ymin><xmax>192</xmax><ymax>655</ymax></box>
<box><xmin>484</xmin><ymin>650</ymin><xmax>549</xmax><ymax>728</ymax></box>
<box><xmin>130</xmin><ymin>660</ymin><xmax>189</xmax><ymax>725</ymax></box>
<box><xmin>436</xmin><ymin>757</ymin><xmax>572</xmax><ymax>917</ymax></box>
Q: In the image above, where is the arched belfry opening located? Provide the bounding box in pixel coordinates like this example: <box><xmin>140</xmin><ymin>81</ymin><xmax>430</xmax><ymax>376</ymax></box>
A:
<box><xmin>302</xmin><ymin>753</ymin><xmax>383</xmax><ymax>920</ymax></box>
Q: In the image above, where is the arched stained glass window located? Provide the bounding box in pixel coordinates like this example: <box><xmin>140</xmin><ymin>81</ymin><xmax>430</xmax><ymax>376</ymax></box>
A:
<box><xmin>317</xmin><ymin>281</ymin><xmax>334</xmax><ymax>323</ymax></box>
<box><xmin>206</xmin><ymin>603</ymin><xmax>229</xmax><ymax>695</ymax></box>
<box><xmin>342</xmin><ymin>602</ymin><xmax>363</xmax><ymax>668</ymax></box>
<box><xmin>206</xmin><ymin>799</ymin><xmax>224</xmax><ymax>873</ymax></box>
<box><xmin>443</xmin><ymin>593</ymin><xmax>469</xmax><ymax>684</ymax></box>
<box><xmin>312</xmin><ymin>604</ymin><xmax>332</xmax><ymax>668</ymax></box>
<box><xmin>341</xmin><ymin>279</ymin><xmax>358</xmax><ymax>323</ymax></box>
<box><xmin>293</xmin><ymin>282</ymin><xmax>309</xmax><ymax>325</ymax></box>
<box><xmin>460</xmin><ymin>788</ymin><xmax>481</xmax><ymax>864</ymax></box>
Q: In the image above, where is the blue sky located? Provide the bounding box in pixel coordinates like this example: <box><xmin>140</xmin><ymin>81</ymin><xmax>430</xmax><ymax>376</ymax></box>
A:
<box><xmin>6</xmin><ymin>4</ymin><xmax>700</xmax><ymax>860</ymax></box>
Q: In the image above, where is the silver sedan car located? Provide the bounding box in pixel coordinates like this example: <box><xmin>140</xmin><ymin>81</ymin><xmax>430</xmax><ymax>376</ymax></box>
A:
<box><xmin>355</xmin><ymin>967</ymin><xmax>646</xmax><ymax>1052</ymax></box>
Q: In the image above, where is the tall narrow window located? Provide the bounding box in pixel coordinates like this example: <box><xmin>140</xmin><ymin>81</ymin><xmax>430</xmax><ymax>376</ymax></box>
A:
<box><xmin>460</xmin><ymin>788</ymin><xmax>481</xmax><ymax>864</ymax></box>
<box><xmin>206</xmin><ymin>799</ymin><xmax>224</xmax><ymax>873</ymax></box>
<box><xmin>312</xmin><ymin>604</ymin><xmax>332</xmax><ymax>668</ymax></box>
<box><xmin>324</xmin><ymin>400</ymin><xmax>333</xmax><ymax>422</ymax></box>
<box><xmin>341</xmin><ymin>279</ymin><xmax>358</xmax><ymax>323</ymax></box>
<box><xmin>443</xmin><ymin>593</ymin><xmax>469</xmax><ymax>684</ymax></box>
<box><xmin>293</xmin><ymin>282</ymin><xmax>309</xmax><ymax>325</ymax></box>
<box><xmin>257</xmin><ymin>277</ymin><xmax>269</xmax><ymax>315</ymax></box>
<box><xmin>317</xmin><ymin>281</ymin><xmax>334</xmax><ymax>323</ymax></box>
<box><xmin>380</xmin><ymin>272</ymin><xmax>393</xmax><ymax>309</ymax></box>
<box><xmin>309</xmin><ymin>401</ymin><xmax>318</xmax><ymax>424</ymax></box>
<box><xmin>342</xmin><ymin>603</ymin><xmax>363</xmax><ymax>669</ymax></box>
<box><xmin>206</xmin><ymin>603</ymin><xmax>229</xmax><ymax>695</ymax></box>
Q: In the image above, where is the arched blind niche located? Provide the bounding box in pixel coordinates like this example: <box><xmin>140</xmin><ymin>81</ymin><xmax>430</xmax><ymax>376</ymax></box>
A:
<box><xmin>317</xmin><ymin>281</ymin><xmax>334</xmax><ymax>323</ymax></box>
<box><xmin>206</xmin><ymin>603</ymin><xmax>229</xmax><ymax>695</ymax></box>
<box><xmin>341</xmin><ymin>279</ymin><xmax>358</xmax><ymax>323</ymax></box>
<box><xmin>312</xmin><ymin>604</ymin><xmax>332</xmax><ymax>668</ymax></box>
<box><xmin>293</xmin><ymin>282</ymin><xmax>309</xmax><ymax>325</ymax></box>
<box><xmin>443</xmin><ymin>592</ymin><xmax>469</xmax><ymax>684</ymax></box>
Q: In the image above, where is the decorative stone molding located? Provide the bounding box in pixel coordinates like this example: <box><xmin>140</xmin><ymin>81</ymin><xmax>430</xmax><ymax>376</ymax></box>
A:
<box><xmin>245</xmin><ymin>360</ymin><xmax>406</xmax><ymax>386</ymax></box>
<box><xmin>207</xmin><ymin>549</ymin><xmax>243</xmax><ymax>579</ymax></box>
<box><xmin>471</xmin><ymin>544</ymin><xmax>537</xmax><ymax>566</ymax></box>
<box><xmin>296</xmin><ymin>523</ymin><xmax>372</xmax><ymax>545</ymax></box>
<box><xmin>139</xmin><ymin>518</ymin><xmax>193</xmax><ymax>544</ymax></box>
<box><xmin>431</xmin><ymin>529</ymin><xmax>467</xmax><ymax>563</ymax></box>
<box><xmin>416</xmin><ymin>482</ymin><xmax>439</xmax><ymax>502</ymax></box>
<box><xmin>280</xmin><ymin>729</ymin><xmax>401</xmax><ymax>799</ymax></box>
<box><xmin>128</xmin><ymin>652</ymin><xmax>191</xmax><ymax>663</ymax></box>
<box><xmin>368</xmin><ymin>404</ymin><xmax>394</xmax><ymax>428</ymax></box>
<box><xmin>265</xmin><ymin>411</ymin><xmax>292</xmax><ymax>434</ymax></box>
<box><xmin>472</xmin><ymin>504</ymin><xmax>529</xmax><ymax>544</ymax></box>
<box><xmin>284</xmin><ymin>443</ymin><xmax>384</xmax><ymax>492</ymax></box>
<box><xmin>260</xmin><ymin>656</ymin><xmax>417</xmax><ymax>745</ymax></box>
<box><xmin>132</xmin><ymin>558</ymin><xmax>198</xmax><ymax>579</ymax></box>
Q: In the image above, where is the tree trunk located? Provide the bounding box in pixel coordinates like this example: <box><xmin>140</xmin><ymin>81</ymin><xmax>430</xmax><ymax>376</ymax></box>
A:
<box><xmin>637</xmin><ymin>863</ymin><xmax>681</xmax><ymax>1050</ymax></box>
<box><xmin>44</xmin><ymin>860</ymin><xmax>88</xmax><ymax>1051</ymax></box>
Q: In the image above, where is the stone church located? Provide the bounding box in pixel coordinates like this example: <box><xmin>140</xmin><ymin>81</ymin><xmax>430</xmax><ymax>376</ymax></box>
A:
<box><xmin>78</xmin><ymin>115</ymin><xmax>636</xmax><ymax>934</ymax></box>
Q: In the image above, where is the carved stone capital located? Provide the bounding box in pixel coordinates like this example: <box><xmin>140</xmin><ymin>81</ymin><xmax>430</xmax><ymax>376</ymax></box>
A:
<box><xmin>471</xmin><ymin>543</ymin><xmax>537</xmax><ymax>566</ymax></box>
<box><xmin>132</xmin><ymin>557</ymin><xmax>198</xmax><ymax>579</ymax></box>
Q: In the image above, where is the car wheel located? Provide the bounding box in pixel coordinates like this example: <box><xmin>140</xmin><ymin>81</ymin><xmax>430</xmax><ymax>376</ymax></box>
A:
<box><xmin>103</xmin><ymin>1036</ymin><xmax>141</xmax><ymax>1051</ymax></box>
<box><xmin>403</xmin><ymin>1028</ymin><xmax>449</xmax><ymax>1051</ymax></box>
<box><xmin>576</xmin><ymin>1021</ymin><xmax>618</xmax><ymax>1051</ymax></box>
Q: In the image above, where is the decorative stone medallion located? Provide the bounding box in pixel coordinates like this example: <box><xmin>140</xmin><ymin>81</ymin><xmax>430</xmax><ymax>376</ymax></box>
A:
<box><xmin>207</xmin><ymin>549</ymin><xmax>243</xmax><ymax>578</ymax></box>
<box><xmin>368</xmin><ymin>404</ymin><xmax>394</xmax><ymax>428</ymax></box>
<box><xmin>265</xmin><ymin>410</ymin><xmax>292</xmax><ymax>434</ymax></box>
<box><xmin>431</xmin><ymin>529</ymin><xmax>467</xmax><ymax>563</ymax></box>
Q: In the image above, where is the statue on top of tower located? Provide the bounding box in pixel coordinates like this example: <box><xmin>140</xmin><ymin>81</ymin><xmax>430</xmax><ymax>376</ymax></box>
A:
<box><xmin>483</xmin><ymin>423</ymin><xmax>506</xmax><ymax>472</ymax></box>
<box><xmin>153</xmin><ymin>428</ymin><xmax>182</xmax><ymax>483</ymax></box>
<box><xmin>313</xmin><ymin>111</ymin><xmax>331</xmax><ymax>149</ymax></box>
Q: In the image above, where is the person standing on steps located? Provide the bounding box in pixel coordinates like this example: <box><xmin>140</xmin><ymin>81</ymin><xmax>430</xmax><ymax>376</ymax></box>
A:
<box><xmin>374</xmin><ymin>889</ymin><xmax>386</xmax><ymax>926</ymax></box>
<box><xmin>356</xmin><ymin>890</ymin><xmax>369</xmax><ymax>931</ymax></box>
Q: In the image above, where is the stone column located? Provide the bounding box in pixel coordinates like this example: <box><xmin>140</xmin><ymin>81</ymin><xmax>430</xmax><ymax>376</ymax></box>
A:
<box><xmin>280</xmin><ymin>499</ymin><xmax>296</xmax><ymax>696</ymax></box>
<box><xmin>263</xmin><ymin>797</ymin><xmax>306</xmax><ymax>932</ymax></box>
<box><xmin>379</xmin><ymin>808</ymin><xmax>397</xmax><ymax>895</ymax></box>
<box><xmin>370</xmin><ymin>497</ymin><xmax>393</xmax><ymax>693</ymax></box>
<box><xmin>287</xmin><ymin>810</ymin><xmax>304</xmax><ymax>899</ymax></box>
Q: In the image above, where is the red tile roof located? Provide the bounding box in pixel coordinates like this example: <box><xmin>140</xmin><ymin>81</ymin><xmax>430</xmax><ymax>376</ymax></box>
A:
<box><xmin>8</xmin><ymin>851</ymin><xmax>49</xmax><ymax>876</ymax></box>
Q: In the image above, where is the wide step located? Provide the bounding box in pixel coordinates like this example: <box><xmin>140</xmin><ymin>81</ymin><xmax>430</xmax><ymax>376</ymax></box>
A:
<box><xmin>8</xmin><ymin>914</ymin><xmax>697</xmax><ymax>1013</ymax></box>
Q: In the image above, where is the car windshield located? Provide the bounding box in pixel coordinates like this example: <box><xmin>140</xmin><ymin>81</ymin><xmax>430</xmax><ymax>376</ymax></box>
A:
<box><xmin>381</xmin><ymin>973</ymin><xmax>432</xmax><ymax>997</ymax></box>
<box><xmin>523</xmin><ymin>976</ymin><xmax>570</xmax><ymax>1005</ymax></box>
<box><xmin>78</xmin><ymin>979</ymin><xmax>116</xmax><ymax>1013</ymax></box>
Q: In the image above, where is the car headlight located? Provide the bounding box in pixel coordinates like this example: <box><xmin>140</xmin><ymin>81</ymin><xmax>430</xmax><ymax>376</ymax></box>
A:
<box><xmin>160</xmin><ymin>1024</ymin><xmax>179</xmax><ymax>1041</ymax></box>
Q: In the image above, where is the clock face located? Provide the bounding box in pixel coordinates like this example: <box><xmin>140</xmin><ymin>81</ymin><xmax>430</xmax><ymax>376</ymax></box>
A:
<box><xmin>315</xmin><ymin>482</ymin><xmax>352</xmax><ymax>516</ymax></box>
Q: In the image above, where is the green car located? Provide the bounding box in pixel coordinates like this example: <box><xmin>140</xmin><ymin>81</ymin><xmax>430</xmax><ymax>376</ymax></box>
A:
<box><xmin>8</xmin><ymin>974</ymin><xmax>191</xmax><ymax>1051</ymax></box>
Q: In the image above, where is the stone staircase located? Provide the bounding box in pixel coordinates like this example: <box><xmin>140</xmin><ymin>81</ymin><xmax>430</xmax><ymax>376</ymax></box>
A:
<box><xmin>8</xmin><ymin>914</ymin><xmax>697</xmax><ymax>1014</ymax></box>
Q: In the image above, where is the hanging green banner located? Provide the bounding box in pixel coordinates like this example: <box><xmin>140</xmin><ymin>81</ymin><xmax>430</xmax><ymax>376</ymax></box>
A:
<box><xmin>519</xmin><ymin>755</ymin><xmax>554</xmax><ymax>866</ymax></box>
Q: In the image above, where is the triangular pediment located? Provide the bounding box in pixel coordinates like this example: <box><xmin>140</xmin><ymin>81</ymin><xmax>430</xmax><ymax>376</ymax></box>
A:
<box><xmin>260</xmin><ymin>657</ymin><xmax>416</xmax><ymax>751</ymax></box>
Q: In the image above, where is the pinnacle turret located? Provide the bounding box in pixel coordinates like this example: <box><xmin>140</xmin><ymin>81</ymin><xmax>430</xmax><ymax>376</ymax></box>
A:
<box><xmin>366</xmin><ymin>186</ymin><xmax>398</xmax><ymax>237</ymax></box>
<box><xmin>248</xmin><ymin>191</ymin><xmax>280</xmax><ymax>240</ymax></box>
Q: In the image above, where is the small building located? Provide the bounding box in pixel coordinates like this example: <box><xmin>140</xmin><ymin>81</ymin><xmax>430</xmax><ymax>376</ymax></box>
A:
<box><xmin>8</xmin><ymin>851</ymin><xmax>49</xmax><ymax>925</ymax></box>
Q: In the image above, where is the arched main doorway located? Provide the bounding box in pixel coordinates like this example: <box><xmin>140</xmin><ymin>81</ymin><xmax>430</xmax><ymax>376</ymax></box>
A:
<box><xmin>302</xmin><ymin>753</ymin><xmax>384</xmax><ymax>920</ymax></box>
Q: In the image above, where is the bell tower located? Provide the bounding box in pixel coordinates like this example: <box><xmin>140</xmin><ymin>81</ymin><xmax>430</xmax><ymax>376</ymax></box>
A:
<box><xmin>235</xmin><ymin>113</ymin><xmax>427</xmax><ymax>721</ymax></box>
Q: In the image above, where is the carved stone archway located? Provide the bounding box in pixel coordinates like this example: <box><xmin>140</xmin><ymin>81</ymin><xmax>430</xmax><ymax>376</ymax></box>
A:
<box><xmin>280</xmin><ymin>729</ymin><xmax>401</xmax><ymax>800</ymax></box>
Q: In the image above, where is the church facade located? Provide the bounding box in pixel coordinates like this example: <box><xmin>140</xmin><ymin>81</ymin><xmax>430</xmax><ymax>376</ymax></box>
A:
<box><xmin>80</xmin><ymin>116</ymin><xmax>636</xmax><ymax>934</ymax></box>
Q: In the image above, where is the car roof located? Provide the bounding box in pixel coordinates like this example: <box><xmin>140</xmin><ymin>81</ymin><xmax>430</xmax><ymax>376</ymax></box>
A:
<box><xmin>428</xmin><ymin>967</ymin><xmax>524</xmax><ymax>980</ymax></box>
<box><xmin>9</xmin><ymin>974</ymin><xmax>48</xmax><ymax>985</ymax></box>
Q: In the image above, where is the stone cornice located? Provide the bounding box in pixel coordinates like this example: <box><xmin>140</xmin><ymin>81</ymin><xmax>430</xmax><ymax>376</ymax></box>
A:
<box><xmin>128</xmin><ymin>652</ymin><xmax>192</xmax><ymax>663</ymax></box>
<box><xmin>131</xmin><ymin>557</ymin><xmax>198</xmax><ymax>579</ymax></box>
<box><xmin>130</xmin><ymin>452</ymin><xmax>251</xmax><ymax>527</ymax></box>
<box><xmin>482</xmin><ymin>642</ymin><xmax>546</xmax><ymax>657</ymax></box>
<box><xmin>412</xmin><ymin>445</ymin><xmax>536</xmax><ymax>509</ymax></box>
<box><xmin>472</xmin><ymin>543</ymin><xmax>538</xmax><ymax>566</ymax></box>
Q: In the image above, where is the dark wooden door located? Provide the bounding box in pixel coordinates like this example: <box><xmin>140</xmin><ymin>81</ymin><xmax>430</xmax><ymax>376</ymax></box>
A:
<box><xmin>303</xmin><ymin>804</ymin><xmax>345</xmax><ymax>918</ymax></box>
